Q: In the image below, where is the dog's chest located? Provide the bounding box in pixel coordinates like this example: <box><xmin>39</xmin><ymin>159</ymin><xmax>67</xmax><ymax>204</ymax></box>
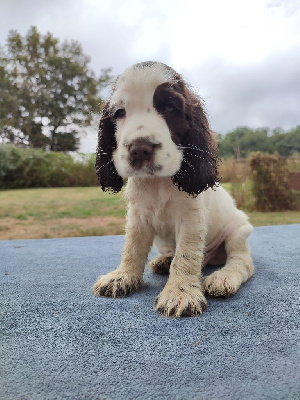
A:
<box><xmin>153</xmin><ymin>201</ymin><xmax>175</xmax><ymax>236</ymax></box>
<box><xmin>141</xmin><ymin>192</ymin><xmax>175</xmax><ymax>236</ymax></box>
<box><xmin>126</xmin><ymin>178</ymin><xmax>179</xmax><ymax>236</ymax></box>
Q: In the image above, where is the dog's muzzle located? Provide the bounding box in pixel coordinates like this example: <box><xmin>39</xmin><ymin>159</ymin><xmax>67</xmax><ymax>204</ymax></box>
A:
<box><xmin>128</xmin><ymin>138</ymin><xmax>162</xmax><ymax>173</ymax></box>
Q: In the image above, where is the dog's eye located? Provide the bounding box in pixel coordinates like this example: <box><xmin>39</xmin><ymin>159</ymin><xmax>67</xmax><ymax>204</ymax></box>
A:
<box><xmin>114</xmin><ymin>108</ymin><xmax>126</xmax><ymax>119</ymax></box>
<box><xmin>164</xmin><ymin>103</ymin><xmax>175</xmax><ymax>112</ymax></box>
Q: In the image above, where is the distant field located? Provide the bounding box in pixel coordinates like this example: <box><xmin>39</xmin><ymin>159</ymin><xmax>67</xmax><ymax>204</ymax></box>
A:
<box><xmin>0</xmin><ymin>187</ymin><xmax>126</xmax><ymax>239</ymax></box>
<box><xmin>0</xmin><ymin>186</ymin><xmax>299</xmax><ymax>240</ymax></box>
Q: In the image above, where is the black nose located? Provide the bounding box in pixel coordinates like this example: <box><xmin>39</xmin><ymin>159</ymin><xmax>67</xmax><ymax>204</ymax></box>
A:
<box><xmin>128</xmin><ymin>139</ymin><xmax>156</xmax><ymax>169</ymax></box>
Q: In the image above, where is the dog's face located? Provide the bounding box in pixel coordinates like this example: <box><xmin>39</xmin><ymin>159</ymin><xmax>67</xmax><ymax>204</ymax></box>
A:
<box><xmin>96</xmin><ymin>62</ymin><xmax>219</xmax><ymax>196</ymax></box>
<box><xmin>111</xmin><ymin>65</ymin><xmax>183</xmax><ymax>178</ymax></box>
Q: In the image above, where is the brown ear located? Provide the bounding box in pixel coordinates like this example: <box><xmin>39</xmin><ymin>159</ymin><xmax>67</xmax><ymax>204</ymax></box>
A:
<box><xmin>95</xmin><ymin>103</ymin><xmax>123</xmax><ymax>193</ymax></box>
<box><xmin>172</xmin><ymin>89</ymin><xmax>219</xmax><ymax>197</ymax></box>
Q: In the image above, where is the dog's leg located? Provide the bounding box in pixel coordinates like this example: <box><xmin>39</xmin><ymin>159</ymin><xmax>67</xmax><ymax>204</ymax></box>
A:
<box><xmin>204</xmin><ymin>224</ymin><xmax>254</xmax><ymax>296</ymax></box>
<box><xmin>154</xmin><ymin>213</ymin><xmax>208</xmax><ymax>317</ymax></box>
<box><xmin>92</xmin><ymin>210</ymin><xmax>154</xmax><ymax>298</ymax></box>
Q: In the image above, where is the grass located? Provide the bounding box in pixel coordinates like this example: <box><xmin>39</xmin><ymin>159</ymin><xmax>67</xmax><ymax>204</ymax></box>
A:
<box><xmin>0</xmin><ymin>187</ymin><xmax>126</xmax><ymax>220</ymax></box>
<box><xmin>0</xmin><ymin>187</ymin><xmax>126</xmax><ymax>239</ymax></box>
<box><xmin>248</xmin><ymin>211</ymin><xmax>300</xmax><ymax>226</ymax></box>
<box><xmin>0</xmin><ymin>186</ymin><xmax>299</xmax><ymax>240</ymax></box>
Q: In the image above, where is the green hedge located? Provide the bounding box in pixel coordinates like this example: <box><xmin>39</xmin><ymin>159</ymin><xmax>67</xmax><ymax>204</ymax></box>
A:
<box><xmin>0</xmin><ymin>145</ymin><xmax>98</xmax><ymax>189</ymax></box>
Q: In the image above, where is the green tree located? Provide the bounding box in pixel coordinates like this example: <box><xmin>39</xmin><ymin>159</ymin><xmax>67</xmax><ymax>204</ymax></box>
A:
<box><xmin>218</xmin><ymin>127</ymin><xmax>270</xmax><ymax>158</ymax></box>
<box><xmin>0</xmin><ymin>26</ymin><xmax>112</xmax><ymax>151</ymax></box>
<box><xmin>218</xmin><ymin>126</ymin><xmax>300</xmax><ymax>158</ymax></box>
<box><xmin>0</xmin><ymin>48</ymin><xmax>21</xmax><ymax>143</ymax></box>
<box><xmin>269</xmin><ymin>126</ymin><xmax>300</xmax><ymax>157</ymax></box>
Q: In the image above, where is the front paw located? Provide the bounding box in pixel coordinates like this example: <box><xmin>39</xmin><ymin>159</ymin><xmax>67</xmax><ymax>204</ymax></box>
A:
<box><xmin>92</xmin><ymin>269</ymin><xmax>143</xmax><ymax>298</ymax></box>
<box><xmin>154</xmin><ymin>281</ymin><xmax>207</xmax><ymax>318</ymax></box>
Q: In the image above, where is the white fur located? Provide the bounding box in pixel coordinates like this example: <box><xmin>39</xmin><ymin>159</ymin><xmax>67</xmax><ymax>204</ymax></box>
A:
<box><xmin>92</xmin><ymin>63</ymin><xmax>254</xmax><ymax>317</ymax></box>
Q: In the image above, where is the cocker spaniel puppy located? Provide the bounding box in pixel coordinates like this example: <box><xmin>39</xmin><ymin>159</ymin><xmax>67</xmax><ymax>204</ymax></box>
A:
<box><xmin>92</xmin><ymin>61</ymin><xmax>254</xmax><ymax>317</ymax></box>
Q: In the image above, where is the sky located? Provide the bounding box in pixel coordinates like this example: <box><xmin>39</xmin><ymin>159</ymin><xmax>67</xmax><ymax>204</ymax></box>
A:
<box><xmin>1</xmin><ymin>0</ymin><xmax>300</xmax><ymax>152</ymax></box>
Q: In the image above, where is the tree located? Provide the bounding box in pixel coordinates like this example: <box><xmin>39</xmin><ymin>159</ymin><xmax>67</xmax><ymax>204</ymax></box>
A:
<box><xmin>218</xmin><ymin>126</ymin><xmax>300</xmax><ymax>158</ymax></box>
<box><xmin>218</xmin><ymin>127</ymin><xmax>270</xmax><ymax>158</ymax></box>
<box><xmin>0</xmin><ymin>26</ymin><xmax>112</xmax><ymax>151</ymax></box>
<box><xmin>0</xmin><ymin>48</ymin><xmax>21</xmax><ymax>143</ymax></box>
<box><xmin>269</xmin><ymin>126</ymin><xmax>300</xmax><ymax>157</ymax></box>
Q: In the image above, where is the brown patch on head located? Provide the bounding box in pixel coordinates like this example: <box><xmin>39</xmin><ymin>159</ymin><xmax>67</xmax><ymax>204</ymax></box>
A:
<box><xmin>153</xmin><ymin>77</ymin><xmax>219</xmax><ymax>196</ymax></box>
<box><xmin>153</xmin><ymin>81</ymin><xmax>190</xmax><ymax>145</ymax></box>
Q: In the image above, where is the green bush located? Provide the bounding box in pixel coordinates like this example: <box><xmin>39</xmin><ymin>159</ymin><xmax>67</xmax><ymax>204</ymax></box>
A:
<box><xmin>249</xmin><ymin>152</ymin><xmax>295</xmax><ymax>211</ymax></box>
<box><xmin>0</xmin><ymin>145</ymin><xmax>98</xmax><ymax>189</ymax></box>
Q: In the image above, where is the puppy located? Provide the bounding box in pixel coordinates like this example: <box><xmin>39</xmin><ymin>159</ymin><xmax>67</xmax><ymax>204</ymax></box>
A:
<box><xmin>92</xmin><ymin>61</ymin><xmax>254</xmax><ymax>317</ymax></box>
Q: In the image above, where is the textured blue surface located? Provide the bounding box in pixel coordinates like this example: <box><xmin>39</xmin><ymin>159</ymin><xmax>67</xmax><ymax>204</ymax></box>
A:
<box><xmin>1</xmin><ymin>225</ymin><xmax>300</xmax><ymax>400</ymax></box>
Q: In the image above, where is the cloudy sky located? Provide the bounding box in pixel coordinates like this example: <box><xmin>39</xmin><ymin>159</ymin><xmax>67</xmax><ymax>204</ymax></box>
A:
<box><xmin>1</xmin><ymin>0</ymin><xmax>300</xmax><ymax>152</ymax></box>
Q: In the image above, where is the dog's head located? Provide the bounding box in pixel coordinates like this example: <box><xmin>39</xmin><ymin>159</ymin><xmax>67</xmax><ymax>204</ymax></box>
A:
<box><xmin>96</xmin><ymin>61</ymin><xmax>219</xmax><ymax>196</ymax></box>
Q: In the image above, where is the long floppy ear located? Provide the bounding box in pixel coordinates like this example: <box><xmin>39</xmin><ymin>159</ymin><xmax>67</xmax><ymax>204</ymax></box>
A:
<box><xmin>95</xmin><ymin>103</ymin><xmax>123</xmax><ymax>193</ymax></box>
<box><xmin>172</xmin><ymin>88</ymin><xmax>219</xmax><ymax>197</ymax></box>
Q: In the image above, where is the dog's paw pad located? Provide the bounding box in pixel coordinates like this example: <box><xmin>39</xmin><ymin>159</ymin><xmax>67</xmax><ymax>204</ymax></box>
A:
<box><xmin>204</xmin><ymin>272</ymin><xmax>239</xmax><ymax>297</ymax></box>
<box><xmin>149</xmin><ymin>256</ymin><xmax>173</xmax><ymax>275</ymax></box>
<box><xmin>92</xmin><ymin>272</ymin><xmax>142</xmax><ymax>298</ymax></box>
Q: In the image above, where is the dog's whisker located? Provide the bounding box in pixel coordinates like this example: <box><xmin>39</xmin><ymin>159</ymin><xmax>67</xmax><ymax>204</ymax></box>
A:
<box><xmin>178</xmin><ymin>144</ymin><xmax>215</xmax><ymax>157</ymax></box>
<box><xmin>176</xmin><ymin>164</ymin><xmax>190</xmax><ymax>178</ymax></box>
<box><xmin>96</xmin><ymin>159</ymin><xmax>114</xmax><ymax>171</ymax></box>
<box><xmin>183</xmin><ymin>152</ymin><xmax>206</xmax><ymax>160</ymax></box>
<box><xmin>182</xmin><ymin>158</ymin><xmax>196</xmax><ymax>172</ymax></box>
<box><xmin>183</xmin><ymin>152</ymin><xmax>214</xmax><ymax>168</ymax></box>
<box><xmin>107</xmin><ymin>164</ymin><xmax>120</xmax><ymax>176</ymax></box>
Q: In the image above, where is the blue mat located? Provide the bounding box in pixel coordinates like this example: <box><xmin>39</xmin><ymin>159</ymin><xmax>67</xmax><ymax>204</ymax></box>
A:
<box><xmin>1</xmin><ymin>225</ymin><xmax>299</xmax><ymax>400</ymax></box>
